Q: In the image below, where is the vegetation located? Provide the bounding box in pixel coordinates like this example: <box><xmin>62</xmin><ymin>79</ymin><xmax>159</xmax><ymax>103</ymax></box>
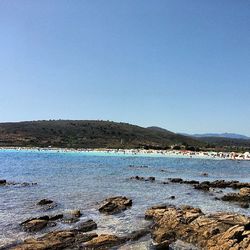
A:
<box><xmin>0</xmin><ymin>120</ymin><xmax>249</xmax><ymax>151</ymax></box>
<box><xmin>0</xmin><ymin>120</ymin><xmax>203</xmax><ymax>149</ymax></box>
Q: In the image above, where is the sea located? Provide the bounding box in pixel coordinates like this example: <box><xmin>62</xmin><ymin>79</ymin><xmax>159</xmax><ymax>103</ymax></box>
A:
<box><xmin>1</xmin><ymin>149</ymin><xmax>250</xmax><ymax>249</ymax></box>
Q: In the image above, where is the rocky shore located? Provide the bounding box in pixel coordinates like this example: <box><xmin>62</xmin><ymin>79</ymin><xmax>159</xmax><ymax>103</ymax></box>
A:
<box><xmin>145</xmin><ymin>204</ymin><xmax>250</xmax><ymax>250</ymax></box>
<box><xmin>6</xmin><ymin>192</ymin><xmax>250</xmax><ymax>250</ymax></box>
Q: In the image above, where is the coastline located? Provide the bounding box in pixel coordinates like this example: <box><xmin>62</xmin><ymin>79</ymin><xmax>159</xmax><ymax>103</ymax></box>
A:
<box><xmin>0</xmin><ymin>146</ymin><xmax>250</xmax><ymax>161</ymax></box>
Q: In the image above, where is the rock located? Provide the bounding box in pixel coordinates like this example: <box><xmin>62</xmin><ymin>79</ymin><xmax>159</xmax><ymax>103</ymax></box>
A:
<box><xmin>240</xmin><ymin>203</ymin><xmax>249</xmax><ymax>209</ymax></box>
<box><xmin>145</xmin><ymin>204</ymin><xmax>250</xmax><ymax>249</ymax></box>
<box><xmin>182</xmin><ymin>180</ymin><xmax>199</xmax><ymax>185</ymax></box>
<box><xmin>161</xmin><ymin>181</ymin><xmax>169</xmax><ymax>185</ymax></box>
<box><xmin>21</xmin><ymin>219</ymin><xmax>48</xmax><ymax>232</ymax></box>
<box><xmin>221</xmin><ymin>193</ymin><xmax>250</xmax><ymax>203</ymax></box>
<box><xmin>129</xmin><ymin>165</ymin><xmax>148</xmax><ymax>169</ymax></box>
<box><xmin>20</xmin><ymin>213</ymin><xmax>64</xmax><ymax>232</ymax></box>
<box><xmin>49</xmin><ymin>214</ymin><xmax>63</xmax><ymax>220</ymax></box>
<box><xmin>0</xmin><ymin>180</ymin><xmax>37</xmax><ymax>187</ymax></box>
<box><xmin>37</xmin><ymin>199</ymin><xmax>54</xmax><ymax>206</ymax></box>
<box><xmin>148</xmin><ymin>177</ymin><xmax>155</xmax><ymax>182</ymax></box>
<box><xmin>194</xmin><ymin>183</ymin><xmax>210</xmax><ymax>191</ymax></box>
<box><xmin>130</xmin><ymin>176</ymin><xmax>145</xmax><ymax>181</ymax></box>
<box><xmin>11</xmin><ymin>230</ymin><xmax>98</xmax><ymax>250</ymax></box>
<box><xmin>76</xmin><ymin>219</ymin><xmax>97</xmax><ymax>232</ymax></box>
<box><xmin>82</xmin><ymin>234</ymin><xmax>127</xmax><ymax>249</ymax></box>
<box><xmin>201</xmin><ymin>173</ymin><xmax>208</xmax><ymax>176</ymax></box>
<box><xmin>62</xmin><ymin>216</ymin><xmax>80</xmax><ymax>224</ymax></box>
<box><xmin>130</xmin><ymin>176</ymin><xmax>156</xmax><ymax>182</ymax></box>
<box><xmin>0</xmin><ymin>179</ymin><xmax>7</xmax><ymax>185</ymax></box>
<box><xmin>128</xmin><ymin>228</ymin><xmax>150</xmax><ymax>241</ymax></box>
<box><xmin>240</xmin><ymin>187</ymin><xmax>250</xmax><ymax>196</ymax></box>
<box><xmin>153</xmin><ymin>240</ymin><xmax>171</xmax><ymax>249</ymax></box>
<box><xmin>169</xmin><ymin>196</ymin><xmax>175</xmax><ymax>199</ymax></box>
<box><xmin>68</xmin><ymin>209</ymin><xmax>82</xmax><ymax>218</ymax></box>
<box><xmin>99</xmin><ymin>196</ymin><xmax>132</xmax><ymax>214</ymax></box>
<box><xmin>12</xmin><ymin>225</ymin><xmax>151</xmax><ymax>250</ymax></box>
<box><xmin>168</xmin><ymin>178</ymin><xmax>183</xmax><ymax>183</ymax></box>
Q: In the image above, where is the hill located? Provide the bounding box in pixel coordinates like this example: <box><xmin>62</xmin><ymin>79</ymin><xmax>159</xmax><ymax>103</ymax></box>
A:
<box><xmin>0</xmin><ymin>120</ymin><xmax>203</xmax><ymax>149</ymax></box>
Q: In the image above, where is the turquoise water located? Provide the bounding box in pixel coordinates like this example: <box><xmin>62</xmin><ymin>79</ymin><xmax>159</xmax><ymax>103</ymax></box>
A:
<box><xmin>1</xmin><ymin>149</ymin><xmax>250</xmax><ymax>248</ymax></box>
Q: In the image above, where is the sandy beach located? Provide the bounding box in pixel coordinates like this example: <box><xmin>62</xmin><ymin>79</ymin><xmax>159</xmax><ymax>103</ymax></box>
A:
<box><xmin>1</xmin><ymin>147</ymin><xmax>250</xmax><ymax>161</ymax></box>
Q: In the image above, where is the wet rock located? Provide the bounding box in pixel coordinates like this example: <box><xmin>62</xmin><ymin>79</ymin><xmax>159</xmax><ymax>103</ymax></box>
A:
<box><xmin>128</xmin><ymin>228</ymin><xmax>150</xmax><ymax>241</ymax></box>
<box><xmin>62</xmin><ymin>216</ymin><xmax>80</xmax><ymax>224</ymax></box>
<box><xmin>130</xmin><ymin>176</ymin><xmax>145</xmax><ymax>181</ymax></box>
<box><xmin>148</xmin><ymin>177</ymin><xmax>155</xmax><ymax>182</ymax></box>
<box><xmin>0</xmin><ymin>179</ymin><xmax>7</xmax><ymax>185</ymax></box>
<box><xmin>49</xmin><ymin>214</ymin><xmax>63</xmax><ymax>221</ymax></box>
<box><xmin>11</xmin><ymin>230</ymin><xmax>98</xmax><ymax>250</ymax></box>
<box><xmin>168</xmin><ymin>178</ymin><xmax>183</xmax><ymax>183</ymax></box>
<box><xmin>0</xmin><ymin>180</ymin><xmax>37</xmax><ymax>187</ymax></box>
<box><xmin>82</xmin><ymin>234</ymin><xmax>127</xmax><ymax>249</ymax></box>
<box><xmin>21</xmin><ymin>219</ymin><xmax>48</xmax><ymax>232</ymax></box>
<box><xmin>240</xmin><ymin>203</ymin><xmax>249</xmax><ymax>209</ymax></box>
<box><xmin>167</xmin><ymin>178</ymin><xmax>250</xmax><ymax>192</ymax></box>
<box><xmin>68</xmin><ymin>209</ymin><xmax>82</xmax><ymax>218</ymax></box>
<box><xmin>201</xmin><ymin>172</ymin><xmax>208</xmax><ymax>176</ymax></box>
<box><xmin>221</xmin><ymin>193</ymin><xmax>250</xmax><ymax>203</ymax></box>
<box><xmin>99</xmin><ymin>196</ymin><xmax>132</xmax><ymax>214</ymax></box>
<box><xmin>161</xmin><ymin>181</ymin><xmax>169</xmax><ymax>185</ymax></box>
<box><xmin>160</xmin><ymin>169</ymin><xmax>168</xmax><ymax>172</ymax></box>
<box><xmin>130</xmin><ymin>176</ymin><xmax>156</xmax><ymax>182</ymax></box>
<box><xmin>145</xmin><ymin>204</ymin><xmax>250</xmax><ymax>249</ymax></box>
<box><xmin>194</xmin><ymin>183</ymin><xmax>210</xmax><ymax>191</ymax></box>
<box><xmin>37</xmin><ymin>199</ymin><xmax>54</xmax><ymax>206</ymax></box>
<box><xmin>20</xmin><ymin>213</ymin><xmax>64</xmax><ymax>232</ymax></box>
<box><xmin>129</xmin><ymin>165</ymin><xmax>149</xmax><ymax>169</ymax></box>
<box><xmin>182</xmin><ymin>180</ymin><xmax>199</xmax><ymax>185</ymax></box>
<box><xmin>76</xmin><ymin>219</ymin><xmax>97</xmax><ymax>232</ymax></box>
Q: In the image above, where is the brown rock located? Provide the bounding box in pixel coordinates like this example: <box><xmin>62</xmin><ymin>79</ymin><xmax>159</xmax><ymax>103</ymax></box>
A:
<box><xmin>221</xmin><ymin>193</ymin><xmax>250</xmax><ymax>203</ymax></box>
<box><xmin>99</xmin><ymin>196</ymin><xmax>132</xmax><ymax>214</ymax></box>
<box><xmin>240</xmin><ymin>188</ymin><xmax>250</xmax><ymax>196</ymax></box>
<box><xmin>76</xmin><ymin>219</ymin><xmax>97</xmax><ymax>232</ymax></box>
<box><xmin>82</xmin><ymin>234</ymin><xmax>127</xmax><ymax>249</ymax></box>
<box><xmin>11</xmin><ymin>230</ymin><xmax>97</xmax><ymax>250</ymax></box>
<box><xmin>145</xmin><ymin>204</ymin><xmax>250</xmax><ymax>249</ymax></box>
<box><xmin>21</xmin><ymin>219</ymin><xmax>48</xmax><ymax>232</ymax></box>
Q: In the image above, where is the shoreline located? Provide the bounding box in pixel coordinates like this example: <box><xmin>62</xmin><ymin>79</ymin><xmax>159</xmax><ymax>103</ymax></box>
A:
<box><xmin>0</xmin><ymin>146</ymin><xmax>250</xmax><ymax>161</ymax></box>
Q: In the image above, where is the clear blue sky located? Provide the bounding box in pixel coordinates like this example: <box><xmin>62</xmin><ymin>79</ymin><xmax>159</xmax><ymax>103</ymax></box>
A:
<box><xmin>0</xmin><ymin>1</ymin><xmax>249</xmax><ymax>135</ymax></box>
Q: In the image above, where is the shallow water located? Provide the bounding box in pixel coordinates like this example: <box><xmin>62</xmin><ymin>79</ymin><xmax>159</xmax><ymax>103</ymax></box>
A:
<box><xmin>1</xmin><ymin>150</ymin><xmax>250</xmax><ymax>248</ymax></box>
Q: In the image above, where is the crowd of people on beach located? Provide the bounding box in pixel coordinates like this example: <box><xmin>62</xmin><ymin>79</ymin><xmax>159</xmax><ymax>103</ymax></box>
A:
<box><xmin>1</xmin><ymin>147</ymin><xmax>250</xmax><ymax>161</ymax></box>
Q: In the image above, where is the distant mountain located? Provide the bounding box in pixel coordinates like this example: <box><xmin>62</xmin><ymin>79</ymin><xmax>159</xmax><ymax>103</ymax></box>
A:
<box><xmin>0</xmin><ymin>120</ymin><xmax>203</xmax><ymax>149</ymax></box>
<box><xmin>182</xmin><ymin>133</ymin><xmax>250</xmax><ymax>140</ymax></box>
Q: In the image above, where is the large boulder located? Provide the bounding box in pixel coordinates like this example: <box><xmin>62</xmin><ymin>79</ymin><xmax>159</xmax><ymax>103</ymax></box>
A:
<box><xmin>145</xmin><ymin>205</ymin><xmax>250</xmax><ymax>249</ymax></box>
<box><xmin>20</xmin><ymin>214</ymin><xmax>64</xmax><ymax>232</ymax></box>
<box><xmin>221</xmin><ymin>188</ymin><xmax>250</xmax><ymax>206</ymax></box>
<box><xmin>99</xmin><ymin>196</ymin><xmax>132</xmax><ymax>214</ymax></box>
<box><xmin>81</xmin><ymin>234</ymin><xmax>127</xmax><ymax>249</ymax></box>
<box><xmin>11</xmin><ymin>231</ymin><xmax>97</xmax><ymax>250</ymax></box>
<box><xmin>239</xmin><ymin>187</ymin><xmax>250</xmax><ymax>196</ymax></box>
<box><xmin>21</xmin><ymin>219</ymin><xmax>48</xmax><ymax>232</ymax></box>
<box><xmin>76</xmin><ymin>219</ymin><xmax>97</xmax><ymax>232</ymax></box>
